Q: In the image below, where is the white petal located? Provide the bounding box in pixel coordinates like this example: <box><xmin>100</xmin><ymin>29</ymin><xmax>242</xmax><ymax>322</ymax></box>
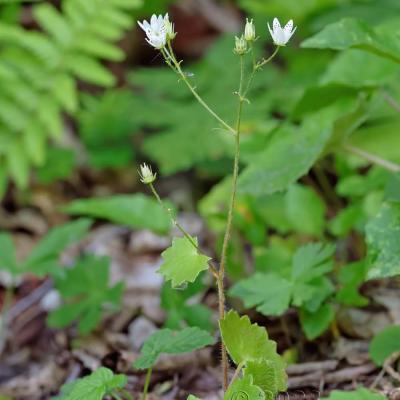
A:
<box><xmin>285</xmin><ymin>25</ymin><xmax>297</xmax><ymax>43</ymax></box>
<box><xmin>284</xmin><ymin>20</ymin><xmax>293</xmax><ymax>34</ymax></box>
<box><xmin>150</xmin><ymin>14</ymin><xmax>158</xmax><ymax>26</ymax></box>
<box><xmin>273</xmin><ymin>18</ymin><xmax>281</xmax><ymax>32</ymax></box>
<box><xmin>138</xmin><ymin>20</ymin><xmax>150</xmax><ymax>33</ymax></box>
<box><xmin>274</xmin><ymin>27</ymin><xmax>287</xmax><ymax>45</ymax></box>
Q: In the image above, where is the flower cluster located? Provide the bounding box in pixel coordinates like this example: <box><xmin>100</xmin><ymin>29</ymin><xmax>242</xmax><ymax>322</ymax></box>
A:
<box><xmin>138</xmin><ymin>14</ymin><xmax>296</xmax><ymax>50</ymax></box>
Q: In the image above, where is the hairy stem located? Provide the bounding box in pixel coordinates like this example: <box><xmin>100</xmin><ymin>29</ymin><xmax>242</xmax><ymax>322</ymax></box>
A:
<box><xmin>218</xmin><ymin>55</ymin><xmax>245</xmax><ymax>390</ymax></box>
<box><xmin>230</xmin><ymin>361</ymin><xmax>245</xmax><ymax>386</ymax></box>
<box><xmin>343</xmin><ymin>144</ymin><xmax>400</xmax><ymax>172</ymax></box>
<box><xmin>141</xmin><ymin>368</ymin><xmax>152</xmax><ymax>400</ymax></box>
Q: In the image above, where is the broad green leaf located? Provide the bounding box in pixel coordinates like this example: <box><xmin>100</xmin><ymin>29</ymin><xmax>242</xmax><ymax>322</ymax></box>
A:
<box><xmin>238</xmin><ymin>108</ymin><xmax>335</xmax><ymax>196</ymax></box>
<box><xmin>220</xmin><ymin>310</ymin><xmax>287</xmax><ymax>391</ymax></box>
<box><xmin>385</xmin><ymin>172</ymin><xmax>400</xmax><ymax>202</ymax></box>
<box><xmin>64</xmin><ymin>194</ymin><xmax>171</xmax><ymax>234</ymax></box>
<box><xmin>300</xmin><ymin>304</ymin><xmax>335</xmax><ymax>340</ymax></box>
<box><xmin>23</xmin><ymin>219</ymin><xmax>92</xmax><ymax>275</ymax></box>
<box><xmin>48</xmin><ymin>256</ymin><xmax>123</xmax><ymax>334</ymax></box>
<box><xmin>224</xmin><ymin>375</ymin><xmax>265</xmax><ymax>400</ymax></box>
<box><xmin>321</xmin><ymin>388</ymin><xmax>386</xmax><ymax>400</ymax></box>
<box><xmin>366</xmin><ymin>202</ymin><xmax>400</xmax><ymax>279</ymax></box>
<box><xmin>187</xmin><ymin>396</ymin><xmax>201</xmax><ymax>400</ymax></box>
<box><xmin>369</xmin><ymin>325</ymin><xmax>400</xmax><ymax>366</ymax></box>
<box><xmin>56</xmin><ymin>367</ymin><xmax>127</xmax><ymax>400</ymax></box>
<box><xmin>133</xmin><ymin>327</ymin><xmax>215</xmax><ymax>370</ymax></box>
<box><xmin>322</xmin><ymin>49</ymin><xmax>398</xmax><ymax>88</ymax></box>
<box><xmin>302</xmin><ymin>18</ymin><xmax>400</xmax><ymax>64</ymax></box>
<box><xmin>285</xmin><ymin>183</ymin><xmax>326</xmax><ymax>236</ymax></box>
<box><xmin>158</xmin><ymin>237</ymin><xmax>210</xmax><ymax>288</ymax></box>
<box><xmin>244</xmin><ymin>360</ymin><xmax>278</xmax><ymax>400</ymax></box>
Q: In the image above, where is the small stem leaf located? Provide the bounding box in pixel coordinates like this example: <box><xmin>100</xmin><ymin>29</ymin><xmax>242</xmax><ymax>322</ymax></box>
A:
<box><xmin>158</xmin><ymin>236</ymin><xmax>210</xmax><ymax>288</ymax></box>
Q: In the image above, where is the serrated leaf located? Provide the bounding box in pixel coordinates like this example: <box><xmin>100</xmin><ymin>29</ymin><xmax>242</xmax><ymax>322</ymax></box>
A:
<box><xmin>64</xmin><ymin>194</ymin><xmax>171</xmax><ymax>234</ymax></box>
<box><xmin>369</xmin><ymin>325</ymin><xmax>400</xmax><ymax>366</ymax></box>
<box><xmin>56</xmin><ymin>367</ymin><xmax>126</xmax><ymax>400</ymax></box>
<box><xmin>244</xmin><ymin>360</ymin><xmax>278</xmax><ymax>400</ymax></box>
<box><xmin>220</xmin><ymin>310</ymin><xmax>287</xmax><ymax>391</ymax></box>
<box><xmin>133</xmin><ymin>327</ymin><xmax>215</xmax><ymax>370</ymax></box>
<box><xmin>224</xmin><ymin>375</ymin><xmax>265</xmax><ymax>400</ymax></box>
<box><xmin>321</xmin><ymin>388</ymin><xmax>386</xmax><ymax>400</ymax></box>
<box><xmin>158</xmin><ymin>237</ymin><xmax>210</xmax><ymax>288</ymax></box>
<box><xmin>366</xmin><ymin>202</ymin><xmax>400</xmax><ymax>279</ymax></box>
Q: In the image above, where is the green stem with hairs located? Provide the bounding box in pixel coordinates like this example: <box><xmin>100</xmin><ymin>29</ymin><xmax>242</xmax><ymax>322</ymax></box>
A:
<box><xmin>141</xmin><ymin>368</ymin><xmax>152</xmax><ymax>400</ymax></box>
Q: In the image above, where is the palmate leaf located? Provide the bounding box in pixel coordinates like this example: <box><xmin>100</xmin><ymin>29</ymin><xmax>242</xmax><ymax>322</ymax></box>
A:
<box><xmin>158</xmin><ymin>237</ymin><xmax>211</xmax><ymax>288</ymax></box>
<box><xmin>231</xmin><ymin>243</ymin><xmax>334</xmax><ymax>316</ymax></box>
<box><xmin>366</xmin><ymin>202</ymin><xmax>400</xmax><ymax>279</ymax></box>
<box><xmin>133</xmin><ymin>327</ymin><xmax>215</xmax><ymax>370</ymax></box>
<box><xmin>55</xmin><ymin>367</ymin><xmax>127</xmax><ymax>400</ymax></box>
<box><xmin>224</xmin><ymin>375</ymin><xmax>265</xmax><ymax>400</ymax></box>
<box><xmin>300</xmin><ymin>303</ymin><xmax>335</xmax><ymax>340</ymax></box>
<box><xmin>219</xmin><ymin>310</ymin><xmax>287</xmax><ymax>391</ymax></box>
<box><xmin>48</xmin><ymin>256</ymin><xmax>123</xmax><ymax>334</ymax></box>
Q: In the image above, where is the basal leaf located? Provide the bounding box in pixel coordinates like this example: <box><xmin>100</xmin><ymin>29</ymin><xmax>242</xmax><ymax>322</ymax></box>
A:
<box><xmin>133</xmin><ymin>327</ymin><xmax>215</xmax><ymax>370</ymax></box>
<box><xmin>64</xmin><ymin>194</ymin><xmax>171</xmax><ymax>234</ymax></box>
<box><xmin>244</xmin><ymin>360</ymin><xmax>278</xmax><ymax>400</ymax></box>
<box><xmin>224</xmin><ymin>375</ymin><xmax>265</xmax><ymax>400</ymax></box>
<box><xmin>220</xmin><ymin>310</ymin><xmax>287</xmax><ymax>391</ymax></box>
<box><xmin>158</xmin><ymin>237</ymin><xmax>210</xmax><ymax>288</ymax></box>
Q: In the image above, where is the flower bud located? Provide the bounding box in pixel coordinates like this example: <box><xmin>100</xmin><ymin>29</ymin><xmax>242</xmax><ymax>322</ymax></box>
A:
<box><xmin>139</xmin><ymin>163</ymin><xmax>157</xmax><ymax>184</ymax></box>
<box><xmin>234</xmin><ymin>35</ymin><xmax>247</xmax><ymax>55</ymax></box>
<box><xmin>244</xmin><ymin>18</ymin><xmax>256</xmax><ymax>42</ymax></box>
<box><xmin>164</xmin><ymin>14</ymin><xmax>177</xmax><ymax>41</ymax></box>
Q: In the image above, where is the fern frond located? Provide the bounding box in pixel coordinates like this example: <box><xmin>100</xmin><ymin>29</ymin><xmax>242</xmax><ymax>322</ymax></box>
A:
<box><xmin>0</xmin><ymin>0</ymin><xmax>140</xmax><ymax>191</ymax></box>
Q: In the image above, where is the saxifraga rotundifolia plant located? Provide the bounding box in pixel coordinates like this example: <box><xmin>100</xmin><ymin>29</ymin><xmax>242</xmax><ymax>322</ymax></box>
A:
<box><xmin>137</xmin><ymin>14</ymin><xmax>296</xmax><ymax>394</ymax></box>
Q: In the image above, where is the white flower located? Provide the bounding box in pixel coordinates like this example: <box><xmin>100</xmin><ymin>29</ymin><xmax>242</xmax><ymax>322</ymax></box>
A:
<box><xmin>139</xmin><ymin>163</ymin><xmax>157</xmax><ymax>184</ymax></box>
<box><xmin>244</xmin><ymin>18</ymin><xmax>256</xmax><ymax>42</ymax></box>
<box><xmin>234</xmin><ymin>35</ymin><xmax>247</xmax><ymax>55</ymax></box>
<box><xmin>138</xmin><ymin>14</ymin><xmax>167</xmax><ymax>49</ymax></box>
<box><xmin>268</xmin><ymin>18</ymin><xmax>296</xmax><ymax>46</ymax></box>
<box><xmin>164</xmin><ymin>14</ymin><xmax>176</xmax><ymax>40</ymax></box>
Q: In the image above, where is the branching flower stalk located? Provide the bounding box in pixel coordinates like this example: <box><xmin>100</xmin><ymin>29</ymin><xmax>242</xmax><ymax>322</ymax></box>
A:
<box><xmin>137</xmin><ymin>15</ymin><xmax>296</xmax><ymax>394</ymax></box>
